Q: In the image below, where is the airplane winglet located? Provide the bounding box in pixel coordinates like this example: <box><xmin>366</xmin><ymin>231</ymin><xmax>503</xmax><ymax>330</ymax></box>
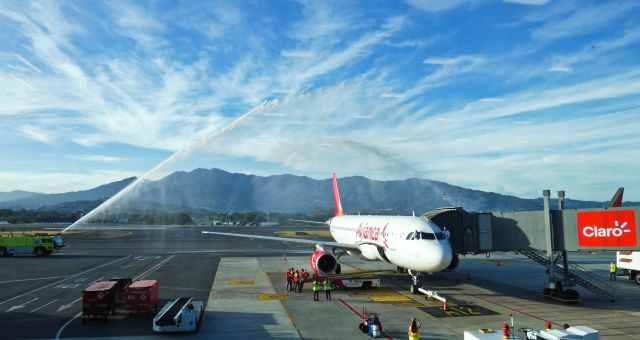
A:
<box><xmin>332</xmin><ymin>173</ymin><xmax>344</xmax><ymax>216</ymax></box>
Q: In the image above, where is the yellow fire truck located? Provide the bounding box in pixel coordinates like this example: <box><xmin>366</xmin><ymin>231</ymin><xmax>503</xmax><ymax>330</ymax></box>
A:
<box><xmin>0</xmin><ymin>235</ymin><xmax>56</xmax><ymax>256</ymax></box>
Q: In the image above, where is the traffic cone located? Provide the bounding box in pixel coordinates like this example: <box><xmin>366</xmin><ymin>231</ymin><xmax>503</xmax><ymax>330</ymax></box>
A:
<box><xmin>502</xmin><ymin>322</ymin><xmax>509</xmax><ymax>339</ymax></box>
<box><xmin>442</xmin><ymin>299</ymin><xmax>449</xmax><ymax>311</ymax></box>
<box><xmin>545</xmin><ymin>320</ymin><xmax>551</xmax><ymax>330</ymax></box>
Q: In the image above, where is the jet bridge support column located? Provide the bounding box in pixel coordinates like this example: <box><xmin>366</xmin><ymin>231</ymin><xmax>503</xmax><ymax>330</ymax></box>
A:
<box><xmin>543</xmin><ymin>190</ymin><xmax>555</xmax><ymax>290</ymax></box>
<box><xmin>558</xmin><ymin>191</ymin><xmax>570</xmax><ymax>286</ymax></box>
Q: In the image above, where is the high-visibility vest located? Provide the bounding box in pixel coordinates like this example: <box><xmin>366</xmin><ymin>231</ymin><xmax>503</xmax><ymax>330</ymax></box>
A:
<box><xmin>408</xmin><ymin>331</ymin><xmax>420</xmax><ymax>340</ymax></box>
<box><xmin>610</xmin><ymin>263</ymin><xmax>617</xmax><ymax>273</ymax></box>
<box><xmin>323</xmin><ymin>281</ymin><xmax>332</xmax><ymax>291</ymax></box>
<box><xmin>312</xmin><ymin>282</ymin><xmax>321</xmax><ymax>291</ymax></box>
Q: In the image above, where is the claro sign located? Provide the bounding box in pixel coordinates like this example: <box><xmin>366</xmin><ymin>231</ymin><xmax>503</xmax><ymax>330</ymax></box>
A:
<box><xmin>577</xmin><ymin>210</ymin><xmax>637</xmax><ymax>247</ymax></box>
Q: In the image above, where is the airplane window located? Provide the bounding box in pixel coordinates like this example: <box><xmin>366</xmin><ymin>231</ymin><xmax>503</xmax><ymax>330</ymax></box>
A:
<box><xmin>420</xmin><ymin>232</ymin><xmax>435</xmax><ymax>240</ymax></box>
<box><xmin>406</xmin><ymin>232</ymin><xmax>414</xmax><ymax>240</ymax></box>
<box><xmin>435</xmin><ymin>232</ymin><xmax>445</xmax><ymax>240</ymax></box>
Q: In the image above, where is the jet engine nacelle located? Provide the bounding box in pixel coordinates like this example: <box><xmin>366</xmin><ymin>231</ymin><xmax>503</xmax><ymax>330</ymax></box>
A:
<box><xmin>310</xmin><ymin>250</ymin><xmax>338</xmax><ymax>275</ymax></box>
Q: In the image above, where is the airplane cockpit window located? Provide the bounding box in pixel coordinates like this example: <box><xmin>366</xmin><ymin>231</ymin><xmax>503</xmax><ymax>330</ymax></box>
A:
<box><xmin>406</xmin><ymin>232</ymin><xmax>414</xmax><ymax>240</ymax></box>
<box><xmin>435</xmin><ymin>232</ymin><xmax>445</xmax><ymax>240</ymax></box>
<box><xmin>420</xmin><ymin>232</ymin><xmax>435</xmax><ymax>240</ymax></box>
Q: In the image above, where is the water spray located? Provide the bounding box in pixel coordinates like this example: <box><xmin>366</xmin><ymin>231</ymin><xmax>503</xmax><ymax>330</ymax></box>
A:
<box><xmin>64</xmin><ymin>99</ymin><xmax>278</xmax><ymax>232</ymax></box>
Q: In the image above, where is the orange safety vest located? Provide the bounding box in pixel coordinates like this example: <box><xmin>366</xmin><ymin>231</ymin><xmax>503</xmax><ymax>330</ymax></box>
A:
<box><xmin>293</xmin><ymin>273</ymin><xmax>300</xmax><ymax>283</ymax></box>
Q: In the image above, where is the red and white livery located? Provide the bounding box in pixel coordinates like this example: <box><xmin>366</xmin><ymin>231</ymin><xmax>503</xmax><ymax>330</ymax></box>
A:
<box><xmin>202</xmin><ymin>173</ymin><xmax>454</xmax><ymax>293</ymax></box>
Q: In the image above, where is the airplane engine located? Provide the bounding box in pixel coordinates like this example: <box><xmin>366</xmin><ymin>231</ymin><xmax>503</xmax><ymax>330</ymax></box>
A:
<box><xmin>446</xmin><ymin>253</ymin><xmax>459</xmax><ymax>271</ymax></box>
<box><xmin>309</xmin><ymin>250</ymin><xmax>338</xmax><ymax>275</ymax></box>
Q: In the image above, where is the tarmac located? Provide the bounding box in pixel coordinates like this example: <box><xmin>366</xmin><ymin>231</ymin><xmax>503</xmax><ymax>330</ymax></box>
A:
<box><xmin>1</xmin><ymin>225</ymin><xmax>640</xmax><ymax>339</ymax></box>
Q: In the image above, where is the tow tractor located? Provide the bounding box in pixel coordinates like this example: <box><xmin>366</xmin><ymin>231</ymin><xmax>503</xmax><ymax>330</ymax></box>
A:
<box><xmin>153</xmin><ymin>297</ymin><xmax>204</xmax><ymax>333</ymax></box>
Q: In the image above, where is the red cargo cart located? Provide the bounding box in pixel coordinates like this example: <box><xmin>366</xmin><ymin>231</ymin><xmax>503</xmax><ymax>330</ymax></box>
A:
<box><xmin>126</xmin><ymin>280</ymin><xmax>159</xmax><ymax>313</ymax></box>
<box><xmin>82</xmin><ymin>281</ymin><xmax>118</xmax><ymax>323</ymax></box>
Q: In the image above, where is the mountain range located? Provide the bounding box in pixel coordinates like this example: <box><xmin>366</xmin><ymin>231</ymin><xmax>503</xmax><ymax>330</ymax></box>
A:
<box><xmin>0</xmin><ymin>168</ymin><xmax>634</xmax><ymax>214</ymax></box>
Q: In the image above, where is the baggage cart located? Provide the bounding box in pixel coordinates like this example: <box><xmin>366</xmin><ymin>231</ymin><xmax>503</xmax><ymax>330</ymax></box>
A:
<box><xmin>126</xmin><ymin>279</ymin><xmax>159</xmax><ymax>313</ymax></box>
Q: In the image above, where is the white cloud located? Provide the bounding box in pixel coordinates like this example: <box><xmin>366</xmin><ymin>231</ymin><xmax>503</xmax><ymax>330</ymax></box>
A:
<box><xmin>503</xmin><ymin>0</ymin><xmax>549</xmax><ymax>5</ymax></box>
<box><xmin>18</xmin><ymin>124</ymin><xmax>55</xmax><ymax>144</ymax></box>
<box><xmin>0</xmin><ymin>170</ymin><xmax>137</xmax><ymax>194</ymax></box>
<box><xmin>72</xmin><ymin>155</ymin><xmax>125</xmax><ymax>162</ymax></box>
<box><xmin>14</xmin><ymin>54</ymin><xmax>43</xmax><ymax>74</ymax></box>
<box><xmin>281</xmin><ymin>50</ymin><xmax>316</xmax><ymax>58</ymax></box>
<box><xmin>406</xmin><ymin>0</ymin><xmax>471</xmax><ymax>12</ymax></box>
<box><xmin>548</xmin><ymin>64</ymin><xmax>573</xmax><ymax>73</ymax></box>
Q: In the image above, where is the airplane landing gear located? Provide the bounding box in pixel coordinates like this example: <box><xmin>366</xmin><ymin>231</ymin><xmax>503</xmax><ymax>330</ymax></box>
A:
<box><xmin>409</xmin><ymin>270</ymin><xmax>421</xmax><ymax>294</ymax></box>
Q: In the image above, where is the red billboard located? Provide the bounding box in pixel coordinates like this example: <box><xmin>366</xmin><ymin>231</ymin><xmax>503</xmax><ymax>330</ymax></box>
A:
<box><xmin>577</xmin><ymin>210</ymin><xmax>637</xmax><ymax>247</ymax></box>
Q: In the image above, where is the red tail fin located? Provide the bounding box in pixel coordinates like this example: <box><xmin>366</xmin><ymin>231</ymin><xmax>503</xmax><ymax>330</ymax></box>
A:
<box><xmin>332</xmin><ymin>173</ymin><xmax>344</xmax><ymax>216</ymax></box>
<box><xmin>607</xmin><ymin>187</ymin><xmax>624</xmax><ymax>208</ymax></box>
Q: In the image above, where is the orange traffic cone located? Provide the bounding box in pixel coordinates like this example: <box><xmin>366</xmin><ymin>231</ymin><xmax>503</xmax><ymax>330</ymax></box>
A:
<box><xmin>442</xmin><ymin>299</ymin><xmax>449</xmax><ymax>311</ymax></box>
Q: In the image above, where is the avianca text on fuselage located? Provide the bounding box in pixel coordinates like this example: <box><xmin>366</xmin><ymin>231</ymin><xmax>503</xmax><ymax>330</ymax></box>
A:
<box><xmin>355</xmin><ymin>222</ymin><xmax>388</xmax><ymax>242</ymax></box>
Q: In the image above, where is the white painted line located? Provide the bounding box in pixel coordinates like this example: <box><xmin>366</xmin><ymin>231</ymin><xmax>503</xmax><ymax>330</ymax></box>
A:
<box><xmin>55</xmin><ymin>311</ymin><xmax>82</xmax><ymax>340</ymax></box>
<box><xmin>7</xmin><ymin>297</ymin><xmax>39</xmax><ymax>312</ymax></box>
<box><xmin>30</xmin><ymin>298</ymin><xmax>58</xmax><ymax>313</ymax></box>
<box><xmin>0</xmin><ymin>275</ymin><xmax>70</xmax><ymax>284</ymax></box>
<box><xmin>57</xmin><ymin>296</ymin><xmax>82</xmax><ymax>312</ymax></box>
<box><xmin>0</xmin><ymin>255</ymin><xmax>131</xmax><ymax>305</ymax></box>
<box><xmin>122</xmin><ymin>264</ymin><xmax>132</xmax><ymax>269</ymax></box>
<box><xmin>134</xmin><ymin>255</ymin><xmax>175</xmax><ymax>280</ymax></box>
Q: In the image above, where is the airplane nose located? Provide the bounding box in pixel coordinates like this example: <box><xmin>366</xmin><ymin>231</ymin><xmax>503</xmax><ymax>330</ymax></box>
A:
<box><xmin>434</xmin><ymin>242</ymin><xmax>453</xmax><ymax>271</ymax></box>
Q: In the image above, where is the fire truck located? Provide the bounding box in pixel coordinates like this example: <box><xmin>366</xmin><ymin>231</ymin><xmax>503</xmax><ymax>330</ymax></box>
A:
<box><xmin>0</xmin><ymin>235</ymin><xmax>57</xmax><ymax>256</ymax></box>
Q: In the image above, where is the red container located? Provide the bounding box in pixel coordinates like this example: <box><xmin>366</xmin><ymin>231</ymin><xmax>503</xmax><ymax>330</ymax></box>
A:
<box><xmin>83</xmin><ymin>281</ymin><xmax>118</xmax><ymax>317</ymax></box>
<box><xmin>109</xmin><ymin>278</ymin><xmax>132</xmax><ymax>306</ymax></box>
<box><xmin>126</xmin><ymin>280</ymin><xmax>159</xmax><ymax>313</ymax></box>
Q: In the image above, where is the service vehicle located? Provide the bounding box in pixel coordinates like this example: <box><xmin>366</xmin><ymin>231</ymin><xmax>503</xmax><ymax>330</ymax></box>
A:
<box><xmin>616</xmin><ymin>251</ymin><xmax>640</xmax><ymax>284</ymax></box>
<box><xmin>153</xmin><ymin>297</ymin><xmax>204</xmax><ymax>333</ymax></box>
<box><xmin>0</xmin><ymin>235</ymin><xmax>56</xmax><ymax>256</ymax></box>
<box><xmin>333</xmin><ymin>278</ymin><xmax>380</xmax><ymax>289</ymax></box>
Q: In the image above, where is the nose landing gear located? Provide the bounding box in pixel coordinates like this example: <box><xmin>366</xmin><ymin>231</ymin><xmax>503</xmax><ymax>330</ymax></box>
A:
<box><xmin>409</xmin><ymin>269</ymin><xmax>421</xmax><ymax>294</ymax></box>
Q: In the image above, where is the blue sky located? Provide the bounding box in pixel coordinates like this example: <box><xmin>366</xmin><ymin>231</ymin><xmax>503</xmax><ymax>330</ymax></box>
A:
<box><xmin>1</xmin><ymin>0</ymin><xmax>639</xmax><ymax>201</ymax></box>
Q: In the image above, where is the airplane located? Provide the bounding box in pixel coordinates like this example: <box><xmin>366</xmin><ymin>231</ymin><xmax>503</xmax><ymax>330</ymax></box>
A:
<box><xmin>202</xmin><ymin>173</ymin><xmax>455</xmax><ymax>294</ymax></box>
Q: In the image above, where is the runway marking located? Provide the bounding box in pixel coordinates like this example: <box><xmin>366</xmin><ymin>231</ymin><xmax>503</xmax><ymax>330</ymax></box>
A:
<box><xmin>338</xmin><ymin>298</ymin><xmax>394</xmax><ymax>340</ymax></box>
<box><xmin>0</xmin><ymin>275</ymin><xmax>70</xmax><ymax>284</ymax></box>
<box><xmin>7</xmin><ymin>298</ymin><xmax>39</xmax><ymax>312</ymax></box>
<box><xmin>0</xmin><ymin>255</ymin><xmax>131</xmax><ymax>306</ymax></box>
<box><xmin>30</xmin><ymin>299</ymin><xmax>58</xmax><ymax>313</ymax></box>
<box><xmin>258</xmin><ymin>294</ymin><xmax>288</xmax><ymax>300</ymax></box>
<box><xmin>418</xmin><ymin>304</ymin><xmax>499</xmax><ymax>318</ymax></box>
<box><xmin>55</xmin><ymin>311</ymin><xmax>82</xmax><ymax>340</ymax></box>
<box><xmin>370</xmin><ymin>295</ymin><xmax>413</xmax><ymax>303</ymax></box>
<box><xmin>231</xmin><ymin>280</ymin><xmax>256</xmax><ymax>286</ymax></box>
<box><xmin>122</xmin><ymin>264</ymin><xmax>132</xmax><ymax>269</ymax></box>
<box><xmin>57</xmin><ymin>297</ymin><xmax>82</xmax><ymax>312</ymax></box>
<box><xmin>134</xmin><ymin>255</ymin><xmax>175</xmax><ymax>280</ymax></box>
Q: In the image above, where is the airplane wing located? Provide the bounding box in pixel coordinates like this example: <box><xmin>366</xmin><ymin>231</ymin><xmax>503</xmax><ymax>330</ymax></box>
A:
<box><xmin>201</xmin><ymin>230</ymin><xmax>361</xmax><ymax>254</ymax></box>
<box><xmin>288</xmin><ymin>219</ymin><xmax>329</xmax><ymax>226</ymax></box>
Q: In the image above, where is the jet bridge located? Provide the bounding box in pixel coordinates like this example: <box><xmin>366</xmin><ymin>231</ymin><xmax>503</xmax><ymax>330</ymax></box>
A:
<box><xmin>423</xmin><ymin>190</ymin><xmax>640</xmax><ymax>302</ymax></box>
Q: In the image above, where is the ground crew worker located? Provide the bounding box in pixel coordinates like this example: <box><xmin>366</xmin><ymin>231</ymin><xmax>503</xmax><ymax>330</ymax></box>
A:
<box><xmin>610</xmin><ymin>262</ymin><xmax>617</xmax><ymax>281</ymax></box>
<box><xmin>286</xmin><ymin>268</ymin><xmax>293</xmax><ymax>291</ymax></box>
<box><xmin>442</xmin><ymin>227</ymin><xmax>451</xmax><ymax>240</ymax></box>
<box><xmin>312</xmin><ymin>271</ymin><xmax>320</xmax><ymax>282</ymax></box>
<box><xmin>299</xmin><ymin>268</ymin><xmax>309</xmax><ymax>292</ymax></box>
<box><xmin>408</xmin><ymin>317</ymin><xmax>421</xmax><ymax>340</ymax></box>
<box><xmin>312</xmin><ymin>279</ymin><xmax>321</xmax><ymax>301</ymax></box>
<box><xmin>324</xmin><ymin>278</ymin><xmax>332</xmax><ymax>300</ymax></box>
<box><xmin>293</xmin><ymin>270</ymin><xmax>300</xmax><ymax>293</ymax></box>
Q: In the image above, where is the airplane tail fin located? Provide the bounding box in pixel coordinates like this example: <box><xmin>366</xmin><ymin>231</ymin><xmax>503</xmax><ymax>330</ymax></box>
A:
<box><xmin>607</xmin><ymin>187</ymin><xmax>624</xmax><ymax>208</ymax></box>
<box><xmin>332</xmin><ymin>173</ymin><xmax>344</xmax><ymax>216</ymax></box>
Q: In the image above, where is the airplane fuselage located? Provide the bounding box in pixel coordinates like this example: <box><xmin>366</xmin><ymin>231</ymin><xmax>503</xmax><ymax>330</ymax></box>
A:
<box><xmin>329</xmin><ymin>215</ymin><xmax>453</xmax><ymax>272</ymax></box>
